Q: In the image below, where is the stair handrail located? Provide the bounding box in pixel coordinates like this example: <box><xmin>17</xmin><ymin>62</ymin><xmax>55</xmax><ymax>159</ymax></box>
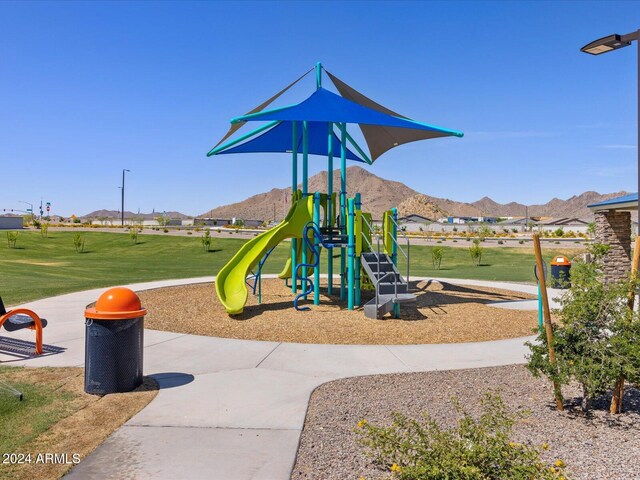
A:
<box><xmin>360</xmin><ymin>215</ymin><xmax>401</xmax><ymax>317</ymax></box>
<box><xmin>387</xmin><ymin>216</ymin><xmax>411</xmax><ymax>285</ymax></box>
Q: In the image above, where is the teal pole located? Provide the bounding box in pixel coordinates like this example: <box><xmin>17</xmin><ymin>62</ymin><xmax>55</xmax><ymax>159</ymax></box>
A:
<box><xmin>355</xmin><ymin>192</ymin><xmax>361</xmax><ymax>307</ymax></box>
<box><xmin>314</xmin><ymin>192</ymin><xmax>321</xmax><ymax>305</ymax></box>
<box><xmin>301</xmin><ymin>121</ymin><xmax>309</xmax><ymax>297</ymax></box>
<box><xmin>291</xmin><ymin>122</ymin><xmax>298</xmax><ymax>294</ymax></box>
<box><xmin>316</xmin><ymin>62</ymin><xmax>322</xmax><ymax>89</ymax></box>
<box><xmin>303</xmin><ymin>120</ymin><xmax>309</xmax><ymax>196</ymax></box>
<box><xmin>538</xmin><ymin>283</ymin><xmax>543</xmax><ymax>333</ymax></box>
<box><xmin>340</xmin><ymin>123</ymin><xmax>347</xmax><ymax>300</ymax></box>
<box><xmin>327</xmin><ymin>122</ymin><xmax>334</xmax><ymax>295</ymax></box>
<box><xmin>347</xmin><ymin>197</ymin><xmax>355</xmax><ymax>310</ymax></box>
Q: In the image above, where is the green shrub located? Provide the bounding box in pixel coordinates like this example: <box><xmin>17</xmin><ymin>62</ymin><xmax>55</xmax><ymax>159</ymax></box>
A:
<box><xmin>469</xmin><ymin>239</ymin><xmax>483</xmax><ymax>266</ymax></box>
<box><xmin>527</xmin><ymin>243</ymin><xmax>640</xmax><ymax>412</ymax></box>
<box><xmin>497</xmin><ymin>240</ymin><xmax>504</xmax><ymax>245</ymax></box>
<box><xmin>356</xmin><ymin>393</ymin><xmax>568</xmax><ymax>480</ymax></box>
<box><xmin>431</xmin><ymin>247</ymin><xmax>444</xmax><ymax>270</ymax></box>
<box><xmin>6</xmin><ymin>231</ymin><xmax>18</xmax><ymax>248</ymax></box>
<box><xmin>554</xmin><ymin>228</ymin><xmax>564</xmax><ymax>237</ymax></box>
<box><xmin>519</xmin><ymin>240</ymin><xmax>524</xmax><ymax>245</ymax></box>
<box><xmin>73</xmin><ymin>233</ymin><xmax>85</xmax><ymax>253</ymax></box>
<box><xmin>187</xmin><ymin>231</ymin><xmax>193</xmax><ymax>235</ymax></box>
<box><xmin>202</xmin><ymin>229</ymin><xmax>212</xmax><ymax>252</ymax></box>
<box><xmin>163</xmin><ymin>228</ymin><xmax>169</xmax><ymax>233</ymax></box>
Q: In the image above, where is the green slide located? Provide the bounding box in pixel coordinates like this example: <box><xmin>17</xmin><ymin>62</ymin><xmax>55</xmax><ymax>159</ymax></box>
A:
<box><xmin>216</xmin><ymin>195</ymin><xmax>314</xmax><ymax>315</ymax></box>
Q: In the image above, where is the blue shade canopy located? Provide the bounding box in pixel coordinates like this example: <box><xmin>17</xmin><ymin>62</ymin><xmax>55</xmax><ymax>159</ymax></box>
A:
<box><xmin>215</xmin><ymin>120</ymin><xmax>365</xmax><ymax>162</ymax></box>
<box><xmin>231</xmin><ymin>87</ymin><xmax>463</xmax><ymax>161</ymax></box>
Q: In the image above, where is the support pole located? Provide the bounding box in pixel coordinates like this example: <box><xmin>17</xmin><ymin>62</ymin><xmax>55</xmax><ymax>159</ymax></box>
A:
<box><xmin>533</xmin><ymin>233</ymin><xmax>564</xmax><ymax>411</ymax></box>
<box><xmin>302</xmin><ymin>121</ymin><xmax>309</xmax><ymax>196</ymax></box>
<box><xmin>316</xmin><ymin>62</ymin><xmax>322</xmax><ymax>89</ymax></box>
<box><xmin>340</xmin><ymin>123</ymin><xmax>347</xmax><ymax>300</ymax></box>
<box><xmin>327</xmin><ymin>122</ymin><xmax>334</xmax><ymax>295</ymax></box>
<box><xmin>314</xmin><ymin>192</ymin><xmax>321</xmax><ymax>305</ymax></box>
<box><xmin>348</xmin><ymin>197</ymin><xmax>355</xmax><ymax>310</ymax></box>
<box><xmin>355</xmin><ymin>193</ymin><xmax>362</xmax><ymax>307</ymax></box>
<box><xmin>291</xmin><ymin>121</ymin><xmax>298</xmax><ymax>294</ymax></box>
<box><xmin>301</xmin><ymin>121</ymin><xmax>309</xmax><ymax>297</ymax></box>
<box><xmin>611</xmin><ymin>237</ymin><xmax>640</xmax><ymax>413</ymax></box>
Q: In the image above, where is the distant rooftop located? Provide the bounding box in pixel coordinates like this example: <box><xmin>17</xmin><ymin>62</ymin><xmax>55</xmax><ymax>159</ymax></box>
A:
<box><xmin>588</xmin><ymin>193</ymin><xmax>638</xmax><ymax>211</ymax></box>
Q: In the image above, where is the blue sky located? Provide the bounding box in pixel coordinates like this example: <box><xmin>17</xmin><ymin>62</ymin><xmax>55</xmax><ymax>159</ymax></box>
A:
<box><xmin>0</xmin><ymin>1</ymin><xmax>638</xmax><ymax>217</ymax></box>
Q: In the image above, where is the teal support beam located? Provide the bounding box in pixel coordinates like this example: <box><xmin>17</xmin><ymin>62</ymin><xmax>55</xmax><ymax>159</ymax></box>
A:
<box><xmin>344</xmin><ymin>130</ymin><xmax>372</xmax><ymax>165</ymax></box>
<box><xmin>207</xmin><ymin>121</ymin><xmax>280</xmax><ymax>156</ymax></box>
<box><xmin>327</xmin><ymin>122</ymin><xmax>334</xmax><ymax>295</ymax></box>
<box><xmin>301</xmin><ymin>121</ymin><xmax>309</xmax><ymax>297</ymax></box>
<box><xmin>303</xmin><ymin>120</ymin><xmax>309</xmax><ymax>195</ymax></box>
<box><xmin>291</xmin><ymin>122</ymin><xmax>298</xmax><ymax>294</ymax></box>
<box><xmin>316</xmin><ymin>62</ymin><xmax>322</xmax><ymax>89</ymax></box>
<box><xmin>354</xmin><ymin>192</ymin><xmax>362</xmax><ymax>307</ymax></box>
<box><xmin>347</xmin><ymin>198</ymin><xmax>355</xmax><ymax>310</ymax></box>
<box><xmin>340</xmin><ymin>123</ymin><xmax>347</xmax><ymax>300</ymax></box>
<box><xmin>313</xmin><ymin>192</ymin><xmax>321</xmax><ymax>305</ymax></box>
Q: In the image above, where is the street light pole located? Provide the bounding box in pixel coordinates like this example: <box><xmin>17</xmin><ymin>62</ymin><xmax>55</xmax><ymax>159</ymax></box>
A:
<box><xmin>121</xmin><ymin>169</ymin><xmax>130</xmax><ymax>227</ymax></box>
<box><xmin>581</xmin><ymin>29</ymin><xmax>640</xmax><ymax>233</ymax></box>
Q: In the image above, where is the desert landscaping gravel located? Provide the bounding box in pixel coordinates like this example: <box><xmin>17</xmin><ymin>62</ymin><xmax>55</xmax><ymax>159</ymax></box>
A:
<box><xmin>139</xmin><ymin>279</ymin><xmax>538</xmax><ymax>344</ymax></box>
<box><xmin>292</xmin><ymin>365</ymin><xmax>640</xmax><ymax>480</ymax></box>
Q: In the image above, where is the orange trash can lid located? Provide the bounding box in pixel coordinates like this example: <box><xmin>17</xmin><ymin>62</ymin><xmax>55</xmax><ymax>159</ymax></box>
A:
<box><xmin>551</xmin><ymin>256</ymin><xmax>571</xmax><ymax>266</ymax></box>
<box><xmin>85</xmin><ymin>287</ymin><xmax>147</xmax><ymax>320</ymax></box>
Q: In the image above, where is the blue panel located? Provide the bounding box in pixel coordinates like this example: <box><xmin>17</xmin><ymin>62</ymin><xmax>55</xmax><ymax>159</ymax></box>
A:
<box><xmin>218</xmin><ymin>120</ymin><xmax>365</xmax><ymax>162</ymax></box>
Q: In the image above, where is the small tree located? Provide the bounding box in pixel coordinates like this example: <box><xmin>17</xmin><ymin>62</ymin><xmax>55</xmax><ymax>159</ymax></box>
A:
<box><xmin>73</xmin><ymin>233</ymin><xmax>85</xmax><ymax>253</ymax></box>
<box><xmin>6</xmin><ymin>231</ymin><xmax>18</xmax><ymax>248</ymax></box>
<box><xmin>469</xmin><ymin>239</ymin><xmax>483</xmax><ymax>266</ymax></box>
<box><xmin>587</xmin><ymin>221</ymin><xmax>596</xmax><ymax>238</ymax></box>
<box><xmin>476</xmin><ymin>224</ymin><xmax>492</xmax><ymax>242</ymax></box>
<box><xmin>202</xmin><ymin>229</ymin><xmax>212</xmax><ymax>252</ymax></box>
<box><xmin>431</xmin><ymin>247</ymin><xmax>444</xmax><ymax>269</ymax></box>
<box><xmin>129</xmin><ymin>228</ymin><xmax>139</xmax><ymax>245</ymax></box>
<box><xmin>527</xmin><ymin>243</ymin><xmax>640</xmax><ymax>412</ymax></box>
<box><xmin>40</xmin><ymin>223</ymin><xmax>49</xmax><ymax>238</ymax></box>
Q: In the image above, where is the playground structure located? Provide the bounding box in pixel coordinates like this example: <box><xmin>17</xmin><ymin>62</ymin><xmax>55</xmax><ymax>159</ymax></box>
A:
<box><xmin>209</xmin><ymin>63</ymin><xmax>463</xmax><ymax>318</ymax></box>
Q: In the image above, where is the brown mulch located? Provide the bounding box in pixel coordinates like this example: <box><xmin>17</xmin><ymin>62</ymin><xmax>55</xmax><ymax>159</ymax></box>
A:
<box><xmin>139</xmin><ymin>279</ymin><xmax>538</xmax><ymax>345</ymax></box>
<box><xmin>1</xmin><ymin>367</ymin><xmax>158</xmax><ymax>480</ymax></box>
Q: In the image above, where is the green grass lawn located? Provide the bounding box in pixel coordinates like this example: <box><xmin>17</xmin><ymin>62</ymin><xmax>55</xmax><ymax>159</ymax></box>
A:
<box><xmin>0</xmin><ymin>230</ymin><xmax>583</xmax><ymax>305</ymax></box>
<box><xmin>0</xmin><ymin>367</ymin><xmax>77</xmax><ymax>455</ymax></box>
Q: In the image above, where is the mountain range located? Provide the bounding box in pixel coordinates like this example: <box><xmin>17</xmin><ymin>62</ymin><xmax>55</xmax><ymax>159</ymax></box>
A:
<box><xmin>201</xmin><ymin>166</ymin><xmax>629</xmax><ymax>221</ymax></box>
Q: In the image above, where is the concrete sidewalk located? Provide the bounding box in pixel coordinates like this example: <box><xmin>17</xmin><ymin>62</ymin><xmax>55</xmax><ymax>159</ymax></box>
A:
<box><xmin>1</xmin><ymin>276</ymin><xmax>540</xmax><ymax>480</ymax></box>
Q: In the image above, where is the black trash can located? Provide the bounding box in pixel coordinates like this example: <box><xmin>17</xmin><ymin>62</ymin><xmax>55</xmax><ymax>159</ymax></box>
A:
<box><xmin>84</xmin><ymin>287</ymin><xmax>147</xmax><ymax>395</ymax></box>
<box><xmin>550</xmin><ymin>255</ymin><xmax>571</xmax><ymax>289</ymax></box>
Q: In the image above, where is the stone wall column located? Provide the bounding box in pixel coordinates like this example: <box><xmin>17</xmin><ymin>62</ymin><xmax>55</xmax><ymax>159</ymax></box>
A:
<box><xmin>594</xmin><ymin>210</ymin><xmax>631</xmax><ymax>283</ymax></box>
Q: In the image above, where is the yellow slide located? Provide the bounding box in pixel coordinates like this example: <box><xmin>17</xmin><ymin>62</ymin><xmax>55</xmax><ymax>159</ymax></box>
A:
<box><xmin>215</xmin><ymin>194</ymin><xmax>314</xmax><ymax>314</ymax></box>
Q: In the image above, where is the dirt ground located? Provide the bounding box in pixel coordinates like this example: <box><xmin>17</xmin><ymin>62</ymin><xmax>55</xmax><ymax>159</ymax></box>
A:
<box><xmin>1</xmin><ymin>367</ymin><xmax>157</xmax><ymax>480</ymax></box>
<box><xmin>139</xmin><ymin>279</ymin><xmax>538</xmax><ymax>344</ymax></box>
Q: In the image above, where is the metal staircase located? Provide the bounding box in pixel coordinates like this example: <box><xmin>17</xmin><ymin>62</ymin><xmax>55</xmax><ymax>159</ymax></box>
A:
<box><xmin>360</xmin><ymin>251</ymin><xmax>415</xmax><ymax>319</ymax></box>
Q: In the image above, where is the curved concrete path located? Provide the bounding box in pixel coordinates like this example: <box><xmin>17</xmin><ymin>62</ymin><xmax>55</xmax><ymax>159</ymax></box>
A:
<box><xmin>0</xmin><ymin>276</ymin><xmax>554</xmax><ymax>480</ymax></box>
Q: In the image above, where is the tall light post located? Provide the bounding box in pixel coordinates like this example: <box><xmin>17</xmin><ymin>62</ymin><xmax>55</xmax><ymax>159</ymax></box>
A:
<box><xmin>121</xmin><ymin>169</ymin><xmax>130</xmax><ymax>227</ymax></box>
<box><xmin>581</xmin><ymin>29</ymin><xmax>640</xmax><ymax>232</ymax></box>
